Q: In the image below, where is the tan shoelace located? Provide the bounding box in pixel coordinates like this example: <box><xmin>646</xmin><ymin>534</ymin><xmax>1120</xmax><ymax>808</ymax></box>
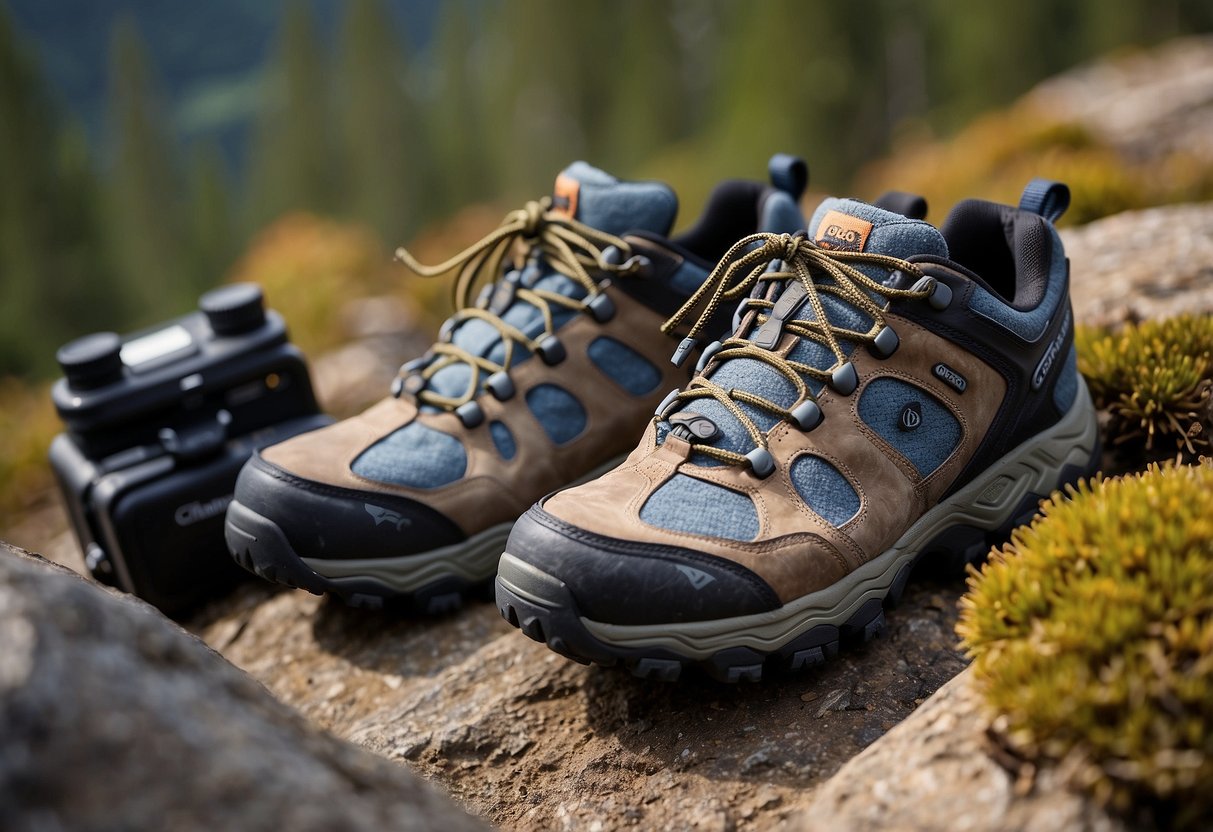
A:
<box><xmin>658</xmin><ymin>232</ymin><xmax>941</xmax><ymax>470</ymax></box>
<box><xmin>394</xmin><ymin>197</ymin><xmax>644</xmax><ymax>410</ymax></box>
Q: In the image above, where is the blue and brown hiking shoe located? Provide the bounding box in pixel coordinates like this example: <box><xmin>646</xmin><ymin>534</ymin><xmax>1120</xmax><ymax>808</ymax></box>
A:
<box><xmin>224</xmin><ymin>155</ymin><xmax>814</xmax><ymax>610</ymax></box>
<box><xmin>496</xmin><ymin>179</ymin><xmax>1101</xmax><ymax>680</ymax></box>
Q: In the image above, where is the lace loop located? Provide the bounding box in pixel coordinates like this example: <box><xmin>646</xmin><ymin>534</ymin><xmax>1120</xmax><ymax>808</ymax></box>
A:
<box><xmin>658</xmin><ymin>231</ymin><xmax>935</xmax><ymax>470</ymax></box>
<box><xmin>393</xmin><ymin>199</ymin><xmax>634</xmax><ymax>410</ymax></box>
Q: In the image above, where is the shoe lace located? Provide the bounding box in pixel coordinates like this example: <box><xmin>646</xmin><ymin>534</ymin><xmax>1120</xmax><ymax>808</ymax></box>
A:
<box><xmin>657</xmin><ymin>231</ymin><xmax>938</xmax><ymax>470</ymax></box>
<box><xmin>393</xmin><ymin>197</ymin><xmax>644</xmax><ymax>410</ymax></box>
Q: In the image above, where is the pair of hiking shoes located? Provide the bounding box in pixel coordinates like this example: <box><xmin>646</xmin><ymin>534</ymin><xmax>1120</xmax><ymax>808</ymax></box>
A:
<box><xmin>225</xmin><ymin>154</ymin><xmax>1100</xmax><ymax>683</ymax></box>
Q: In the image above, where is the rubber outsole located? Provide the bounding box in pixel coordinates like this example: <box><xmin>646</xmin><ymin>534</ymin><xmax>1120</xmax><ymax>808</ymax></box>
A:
<box><xmin>496</xmin><ymin>384</ymin><xmax>1102</xmax><ymax>683</ymax></box>
<box><xmin>225</xmin><ymin>500</ymin><xmax>495</xmax><ymax>612</ymax></box>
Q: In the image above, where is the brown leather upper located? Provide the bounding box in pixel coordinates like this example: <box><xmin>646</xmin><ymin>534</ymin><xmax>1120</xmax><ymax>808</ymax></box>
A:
<box><xmin>262</xmin><ymin>275</ymin><xmax>691</xmax><ymax>535</ymax></box>
<box><xmin>541</xmin><ymin>311</ymin><xmax>1007</xmax><ymax>603</ymax></box>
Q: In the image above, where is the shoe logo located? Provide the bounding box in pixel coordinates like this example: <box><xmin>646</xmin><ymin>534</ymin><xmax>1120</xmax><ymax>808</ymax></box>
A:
<box><xmin>675</xmin><ymin>564</ymin><xmax>716</xmax><ymax>590</ymax></box>
<box><xmin>551</xmin><ymin>172</ymin><xmax>580</xmax><ymax>219</ymax></box>
<box><xmin>364</xmin><ymin>503</ymin><xmax>411</xmax><ymax>531</ymax></box>
<box><xmin>814</xmin><ymin>210</ymin><xmax>873</xmax><ymax>253</ymax></box>
<box><xmin>1032</xmin><ymin>309</ymin><xmax>1071</xmax><ymax>390</ymax></box>
<box><xmin>899</xmin><ymin>402</ymin><xmax>922</xmax><ymax>431</ymax></box>
<box><xmin>932</xmin><ymin>363</ymin><xmax>967</xmax><ymax>394</ymax></box>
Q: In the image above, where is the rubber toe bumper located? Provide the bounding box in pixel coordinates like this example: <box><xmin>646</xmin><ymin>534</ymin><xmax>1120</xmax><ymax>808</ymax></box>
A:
<box><xmin>501</xmin><ymin>505</ymin><xmax>780</xmax><ymax>626</ymax></box>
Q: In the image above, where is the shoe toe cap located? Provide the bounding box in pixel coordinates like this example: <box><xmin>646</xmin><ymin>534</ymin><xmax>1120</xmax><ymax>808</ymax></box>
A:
<box><xmin>232</xmin><ymin>452</ymin><xmax>465</xmax><ymax>560</ymax></box>
<box><xmin>502</xmin><ymin>504</ymin><xmax>780</xmax><ymax>626</ymax></box>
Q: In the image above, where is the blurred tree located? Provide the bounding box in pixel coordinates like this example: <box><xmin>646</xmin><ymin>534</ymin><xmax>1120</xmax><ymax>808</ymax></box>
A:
<box><xmin>185</xmin><ymin>141</ymin><xmax>236</xmax><ymax>296</ymax></box>
<box><xmin>425</xmin><ymin>0</ymin><xmax>490</xmax><ymax>216</ymax></box>
<box><xmin>0</xmin><ymin>9</ymin><xmax>117</xmax><ymax>376</ymax></box>
<box><xmin>599</xmin><ymin>1</ymin><xmax>686</xmax><ymax>173</ymax></box>
<box><xmin>247</xmin><ymin>0</ymin><xmax>339</xmax><ymax>228</ymax></box>
<box><xmin>103</xmin><ymin>16</ymin><xmax>191</xmax><ymax>325</ymax></box>
<box><xmin>334</xmin><ymin>0</ymin><xmax>426</xmax><ymax>242</ymax></box>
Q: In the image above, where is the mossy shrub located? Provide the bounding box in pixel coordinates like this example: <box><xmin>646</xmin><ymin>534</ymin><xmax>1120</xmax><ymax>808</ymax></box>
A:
<box><xmin>958</xmin><ymin>462</ymin><xmax>1213</xmax><ymax>825</ymax></box>
<box><xmin>1077</xmin><ymin>314</ymin><xmax>1213</xmax><ymax>455</ymax></box>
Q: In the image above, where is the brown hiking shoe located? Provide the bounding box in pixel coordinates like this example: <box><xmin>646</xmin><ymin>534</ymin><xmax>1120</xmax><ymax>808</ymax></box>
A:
<box><xmin>496</xmin><ymin>180</ymin><xmax>1101</xmax><ymax>680</ymax></box>
<box><xmin>224</xmin><ymin>156</ymin><xmax>811</xmax><ymax>610</ymax></box>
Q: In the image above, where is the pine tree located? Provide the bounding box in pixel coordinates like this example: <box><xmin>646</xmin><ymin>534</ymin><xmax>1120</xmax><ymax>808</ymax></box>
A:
<box><xmin>247</xmin><ymin>0</ymin><xmax>339</xmax><ymax>229</ymax></box>
<box><xmin>598</xmin><ymin>1</ymin><xmax>686</xmax><ymax>173</ymax></box>
<box><xmin>333</xmin><ymin>0</ymin><xmax>424</xmax><ymax>241</ymax></box>
<box><xmin>185</xmin><ymin>142</ymin><xmax>235</xmax><ymax>295</ymax></box>
<box><xmin>426</xmin><ymin>0</ymin><xmax>490</xmax><ymax>216</ymax></box>
<box><xmin>103</xmin><ymin>15</ymin><xmax>190</xmax><ymax>324</ymax></box>
<box><xmin>0</xmin><ymin>7</ymin><xmax>119</xmax><ymax>376</ymax></box>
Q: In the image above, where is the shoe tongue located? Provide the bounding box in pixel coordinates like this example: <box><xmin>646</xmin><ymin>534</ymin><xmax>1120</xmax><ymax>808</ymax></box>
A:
<box><xmin>552</xmin><ymin>161</ymin><xmax>678</xmax><ymax>237</ymax></box>
<box><xmin>808</xmin><ymin>197</ymin><xmax>948</xmax><ymax>261</ymax></box>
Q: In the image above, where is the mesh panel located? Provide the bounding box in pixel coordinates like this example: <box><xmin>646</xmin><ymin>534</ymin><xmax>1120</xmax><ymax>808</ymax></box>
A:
<box><xmin>640</xmin><ymin>474</ymin><xmax>759</xmax><ymax>542</ymax></box>
<box><xmin>1053</xmin><ymin>344</ymin><xmax>1079</xmax><ymax>413</ymax></box>
<box><xmin>587</xmin><ymin>336</ymin><xmax>662</xmax><ymax>395</ymax></box>
<box><xmin>857</xmin><ymin>378</ymin><xmax>961</xmax><ymax>478</ymax></box>
<box><xmin>789</xmin><ymin>456</ymin><xmax>860</xmax><ymax>526</ymax></box>
<box><xmin>525</xmin><ymin>384</ymin><xmax>587</xmax><ymax>445</ymax></box>
<box><xmin>490</xmin><ymin>421</ymin><xmax>516</xmax><ymax>460</ymax></box>
<box><xmin>351</xmin><ymin>422</ymin><xmax>466</xmax><ymax>489</ymax></box>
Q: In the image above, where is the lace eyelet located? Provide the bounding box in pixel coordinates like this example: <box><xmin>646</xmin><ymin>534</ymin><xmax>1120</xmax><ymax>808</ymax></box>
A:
<box><xmin>745</xmin><ymin>447</ymin><xmax>776</xmax><ymax>478</ymax></box>
<box><xmin>587</xmin><ymin>292</ymin><xmax>615</xmax><ymax>323</ymax></box>
<box><xmin>536</xmin><ymin>335</ymin><xmax>566</xmax><ymax>365</ymax></box>
<box><xmin>911</xmin><ymin>276</ymin><xmax>952</xmax><ymax>311</ymax></box>
<box><xmin>790</xmin><ymin>400</ymin><xmax>823</xmax><ymax>431</ymax></box>
<box><xmin>486</xmin><ymin>371</ymin><xmax>515</xmax><ymax>401</ymax></box>
<box><xmin>868</xmin><ymin>325</ymin><xmax>900</xmax><ymax>358</ymax></box>
<box><xmin>829</xmin><ymin>362</ymin><xmax>859</xmax><ymax>396</ymax></box>
<box><xmin>694</xmin><ymin>340</ymin><xmax>723</xmax><ymax>374</ymax></box>
<box><xmin>654</xmin><ymin>388</ymin><xmax>681</xmax><ymax>418</ymax></box>
<box><xmin>455</xmin><ymin>401</ymin><xmax>484</xmax><ymax>428</ymax></box>
<box><xmin>601</xmin><ymin>245</ymin><xmax>625</xmax><ymax>266</ymax></box>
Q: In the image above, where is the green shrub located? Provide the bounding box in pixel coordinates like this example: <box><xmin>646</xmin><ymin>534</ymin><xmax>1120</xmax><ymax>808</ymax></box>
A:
<box><xmin>958</xmin><ymin>462</ymin><xmax>1213</xmax><ymax>826</ymax></box>
<box><xmin>1077</xmin><ymin>314</ymin><xmax>1213</xmax><ymax>456</ymax></box>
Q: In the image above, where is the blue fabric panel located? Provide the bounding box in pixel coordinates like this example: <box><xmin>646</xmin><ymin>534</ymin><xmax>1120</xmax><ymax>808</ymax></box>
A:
<box><xmin>967</xmin><ymin>226</ymin><xmax>1067</xmax><ymax>341</ymax></box>
<box><xmin>351</xmin><ymin>422</ymin><xmax>466</xmax><ymax>489</ymax></box>
<box><xmin>525</xmin><ymin>383</ymin><xmax>587</xmax><ymax>445</ymax></box>
<box><xmin>857</xmin><ymin>378</ymin><xmax>960</xmax><ymax>478</ymax></box>
<box><xmin>587</xmin><ymin>336</ymin><xmax>662</xmax><ymax>395</ymax></box>
<box><xmin>667</xmin><ymin>259</ymin><xmax>710</xmax><ymax>298</ymax></box>
<box><xmin>489</xmin><ymin>420</ymin><xmax>516</xmax><ymax>460</ymax></box>
<box><xmin>562</xmin><ymin>161</ymin><xmax>678</xmax><ymax>236</ymax></box>
<box><xmin>808</xmin><ymin>198</ymin><xmax>949</xmax><ymax>282</ymax></box>
<box><xmin>640</xmin><ymin>473</ymin><xmax>759</xmax><ymax>542</ymax></box>
<box><xmin>759</xmin><ymin>189</ymin><xmax>806</xmax><ymax>235</ymax></box>
<box><xmin>790</xmin><ymin>455</ymin><xmax>860</xmax><ymax>526</ymax></box>
<box><xmin>1053</xmin><ymin>344</ymin><xmax>1079</xmax><ymax>413</ymax></box>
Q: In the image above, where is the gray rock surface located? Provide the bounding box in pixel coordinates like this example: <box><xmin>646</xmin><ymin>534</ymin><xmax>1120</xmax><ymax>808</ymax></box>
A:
<box><xmin>0</xmin><ymin>542</ymin><xmax>486</xmax><ymax>832</ymax></box>
<box><xmin>1026</xmin><ymin>35</ymin><xmax>1213</xmax><ymax>165</ymax></box>
<box><xmin>801</xmin><ymin>671</ymin><xmax>1130</xmax><ymax>832</ymax></box>
<box><xmin>197</xmin><ymin>577</ymin><xmax>968</xmax><ymax>830</ymax></box>
<box><xmin>1062</xmin><ymin>203</ymin><xmax>1213</xmax><ymax>328</ymax></box>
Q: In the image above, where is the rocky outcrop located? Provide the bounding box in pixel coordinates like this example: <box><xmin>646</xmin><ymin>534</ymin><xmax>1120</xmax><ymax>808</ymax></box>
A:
<box><xmin>800</xmin><ymin>671</ymin><xmax>1130</xmax><ymax>832</ymax></box>
<box><xmin>199</xmin><ymin>578</ymin><xmax>968</xmax><ymax>830</ymax></box>
<box><xmin>0</xmin><ymin>543</ymin><xmax>485</xmax><ymax>832</ymax></box>
<box><xmin>1062</xmin><ymin>203</ymin><xmax>1213</xmax><ymax>328</ymax></box>
<box><xmin>1026</xmin><ymin>35</ymin><xmax>1213</xmax><ymax>166</ymax></box>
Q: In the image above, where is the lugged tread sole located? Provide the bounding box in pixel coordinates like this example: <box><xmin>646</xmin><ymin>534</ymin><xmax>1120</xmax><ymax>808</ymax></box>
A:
<box><xmin>225</xmin><ymin>500</ymin><xmax>490</xmax><ymax>613</ymax></box>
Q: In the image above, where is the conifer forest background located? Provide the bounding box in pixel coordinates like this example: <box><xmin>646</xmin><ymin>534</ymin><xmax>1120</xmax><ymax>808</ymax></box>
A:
<box><xmin>2</xmin><ymin>0</ymin><xmax>1212</xmax><ymax>382</ymax></box>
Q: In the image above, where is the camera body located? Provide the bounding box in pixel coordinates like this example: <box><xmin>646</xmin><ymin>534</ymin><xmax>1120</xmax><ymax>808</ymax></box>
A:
<box><xmin>49</xmin><ymin>284</ymin><xmax>331</xmax><ymax>616</ymax></box>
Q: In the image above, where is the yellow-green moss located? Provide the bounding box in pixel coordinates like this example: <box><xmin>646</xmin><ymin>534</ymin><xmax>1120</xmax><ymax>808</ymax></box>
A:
<box><xmin>958</xmin><ymin>462</ymin><xmax>1213</xmax><ymax>825</ymax></box>
<box><xmin>1076</xmin><ymin>314</ymin><xmax>1213</xmax><ymax>455</ymax></box>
